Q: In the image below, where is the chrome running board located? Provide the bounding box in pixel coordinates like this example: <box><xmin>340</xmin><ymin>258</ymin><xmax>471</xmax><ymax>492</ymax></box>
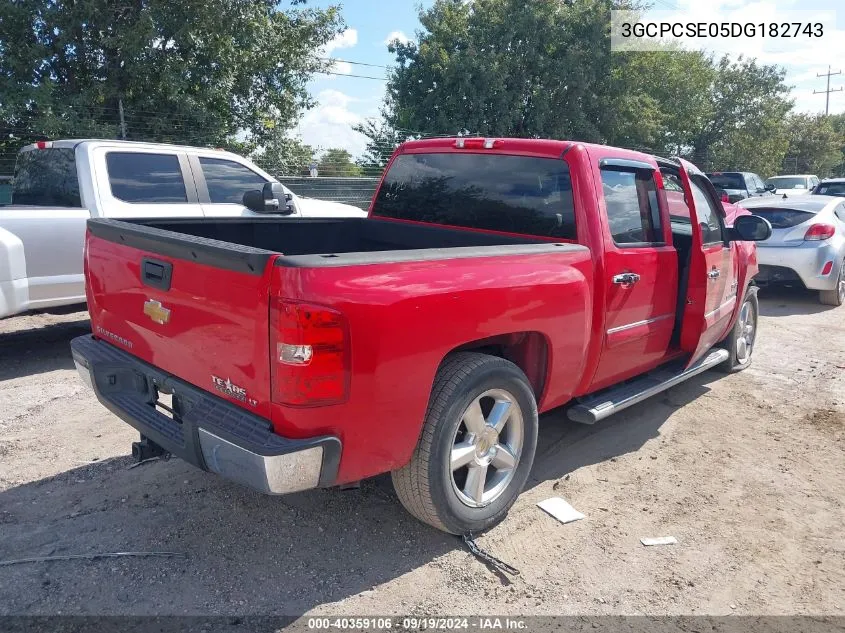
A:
<box><xmin>566</xmin><ymin>348</ymin><xmax>730</xmax><ymax>425</ymax></box>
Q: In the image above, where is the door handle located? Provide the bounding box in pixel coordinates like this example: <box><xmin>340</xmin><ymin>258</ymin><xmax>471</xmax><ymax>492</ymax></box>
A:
<box><xmin>708</xmin><ymin>268</ymin><xmax>721</xmax><ymax>280</ymax></box>
<box><xmin>612</xmin><ymin>272</ymin><xmax>641</xmax><ymax>286</ymax></box>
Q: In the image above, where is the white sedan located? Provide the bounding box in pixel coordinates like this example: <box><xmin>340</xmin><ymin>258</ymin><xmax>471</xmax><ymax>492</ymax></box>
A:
<box><xmin>739</xmin><ymin>195</ymin><xmax>845</xmax><ymax>306</ymax></box>
<box><xmin>764</xmin><ymin>174</ymin><xmax>819</xmax><ymax>196</ymax></box>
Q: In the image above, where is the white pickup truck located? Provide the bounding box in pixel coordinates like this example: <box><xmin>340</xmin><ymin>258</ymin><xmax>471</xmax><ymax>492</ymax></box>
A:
<box><xmin>0</xmin><ymin>139</ymin><xmax>366</xmax><ymax>318</ymax></box>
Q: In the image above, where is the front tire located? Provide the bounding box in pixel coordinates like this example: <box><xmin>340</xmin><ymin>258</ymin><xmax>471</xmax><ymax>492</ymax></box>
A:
<box><xmin>718</xmin><ymin>286</ymin><xmax>759</xmax><ymax>373</ymax></box>
<box><xmin>819</xmin><ymin>260</ymin><xmax>845</xmax><ymax>306</ymax></box>
<box><xmin>392</xmin><ymin>352</ymin><xmax>539</xmax><ymax>534</ymax></box>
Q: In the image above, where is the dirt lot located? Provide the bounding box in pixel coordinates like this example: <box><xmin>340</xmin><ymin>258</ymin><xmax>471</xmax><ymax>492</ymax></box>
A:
<box><xmin>0</xmin><ymin>288</ymin><xmax>843</xmax><ymax>618</ymax></box>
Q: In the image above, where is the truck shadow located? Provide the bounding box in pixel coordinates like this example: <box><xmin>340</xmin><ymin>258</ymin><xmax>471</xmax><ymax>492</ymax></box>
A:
<box><xmin>528</xmin><ymin>373</ymin><xmax>713</xmax><ymax>487</ymax></box>
<box><xmin>757</xmin><ymin>286</ymin><xmax>836</xmax><ymax>317</ymax></box>
<box><xmin>0</xmin><ymin>316</ymin><xmax>90</xmax><ymax>381</ymax></box>
<box><xmin>0</xmin><ymin>372</ymin><xmax>715</xmax><ymax>615</ymax></box>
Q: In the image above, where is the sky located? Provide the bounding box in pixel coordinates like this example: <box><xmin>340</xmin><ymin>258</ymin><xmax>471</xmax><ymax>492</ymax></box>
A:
<box><xmin>293</xmin><ymin>0</ymin><xmax>434</xmax><ymax>157</ymax></box>
<box><xmin>296</xmin><ymin>0</ymin><xmax>845</xmax><ymax>158</ymax></box>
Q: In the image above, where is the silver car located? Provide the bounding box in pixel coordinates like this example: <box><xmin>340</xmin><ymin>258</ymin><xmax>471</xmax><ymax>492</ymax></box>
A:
<box><xmin>738</xmin><ymin>195</ymin><xmax>845</xmax><ymax>306</ymax></box>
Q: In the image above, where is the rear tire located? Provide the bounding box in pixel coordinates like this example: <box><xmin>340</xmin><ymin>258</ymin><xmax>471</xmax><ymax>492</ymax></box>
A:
<box><xmin>392</xmin><ymin>352</ymin><xmax>538</xmax><ymax>534</ymax></box>
<box><xmin>819</xmin><ymin>260</ymin><xmax>845</xmax><ymax>306</ymax></box>
<box><xmin>718</xmin><ymin>286</ymin><xmax>759</xmax><ymax>373</ymax></box>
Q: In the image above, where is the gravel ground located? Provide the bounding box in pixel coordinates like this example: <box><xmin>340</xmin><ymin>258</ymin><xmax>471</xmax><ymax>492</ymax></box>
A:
<box><xmin>0</xmin><ymin>287</ymin><xmax>843</xmax><ymax>618</ymax></box>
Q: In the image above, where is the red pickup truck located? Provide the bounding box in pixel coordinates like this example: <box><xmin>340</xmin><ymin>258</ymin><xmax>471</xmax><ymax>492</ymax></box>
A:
<box><xmin>71</xmin><ymin>138</ymin><xmax>771</xmax><ymax>534</ymax></box>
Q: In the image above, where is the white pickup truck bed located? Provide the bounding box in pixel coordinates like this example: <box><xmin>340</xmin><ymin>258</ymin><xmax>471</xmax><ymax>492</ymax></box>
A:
<box><xmin>0</xmin><ymin>139</ymin><xmax>366</xmax><ymax>318</ymax></box>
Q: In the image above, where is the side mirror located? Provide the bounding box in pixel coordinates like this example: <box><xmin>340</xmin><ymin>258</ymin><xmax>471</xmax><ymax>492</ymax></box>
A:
<box><xmin>241</xmin><ymin>182</ymin><xmax>294</xmax><ymax>215</ymax></box>
<box><xmin>730</xmin><ymin>214</ymin><xmax>772</xmax><ymax>242</ymax></box>
<box><xmin>764</xmin><ymin>184</ymin><xmax>776</xmax><ymax>192</ymax></box>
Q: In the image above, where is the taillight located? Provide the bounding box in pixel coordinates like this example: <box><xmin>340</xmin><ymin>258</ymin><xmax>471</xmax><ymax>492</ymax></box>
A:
<box><xmin>270</xmin><ymin>299</ymin><xmax>349</xmax><ymax>406</ymax></box>
<box><xmin>804</xmin><ymin>223</ymin><xmax>835</xmax><ymax>241</ymax></box>
<box><xmin>35</xmin><ymin>140</ymin><xmax>53</xmax><ymax>149</ymax></box>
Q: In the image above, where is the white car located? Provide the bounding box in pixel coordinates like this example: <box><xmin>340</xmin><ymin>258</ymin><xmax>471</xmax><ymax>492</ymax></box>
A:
<box><xmin>739</xmin><ymin>195</ymin><xmax>845</xmax><ymax>305</ymax></box>
<box><xmin>0</xmin><ymin>139</ymin><xmax>366</xmax><ymax>318</ymax></box>
<box><xmin>764</xmin><ymin>174</ymin><xmax>819</xmax><ymax>197</ymax></box>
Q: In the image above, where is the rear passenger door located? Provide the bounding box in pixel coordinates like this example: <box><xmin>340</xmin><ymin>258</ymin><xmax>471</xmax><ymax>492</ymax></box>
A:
<box><xmin>189</xmin><ymin>154</ymin><xmax>300</xmax><ymax>217</ymax></box>
<box><xmin>91</xmin><ymin>148</ymin><xmax>204</xmax><ymax>218</ymax></box>
<box><xmin>590</xmin><ymin>159</ymin><xmax>679</xmax><ymax>389</ymax></box>
<box><xmin>677</xmin><ymin>163</ymin><xmax>738</xmax><ymax>366</ymax></box>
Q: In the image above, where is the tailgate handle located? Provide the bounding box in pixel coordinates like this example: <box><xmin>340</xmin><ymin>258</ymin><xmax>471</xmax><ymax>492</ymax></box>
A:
<box><xmin>141</xmin><ymin>258</ymin><xmax>173</xmax><ymax>291</ymax></box>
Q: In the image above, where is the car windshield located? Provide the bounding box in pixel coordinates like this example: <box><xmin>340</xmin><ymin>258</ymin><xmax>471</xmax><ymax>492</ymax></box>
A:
<box><xmin>814</xmin><ymin>182</ymin><xmax>845</xmax><ymax>196</ymax></box>
<box><xmin>707</xmin><ymin>173</ymin><xmax>744</xmax><ymax>190</ymax></box>
<box><xmin>766</xmin><ymin>177</ymin><xmax>808</xmax><ymax>189</ymax></box>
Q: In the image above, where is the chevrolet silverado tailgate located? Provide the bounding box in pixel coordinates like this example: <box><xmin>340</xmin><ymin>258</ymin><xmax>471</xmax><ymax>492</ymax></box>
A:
<box><xmin>84</xmin><ymin>218</ymin><xmax>277</xmax><ymax>418</ymax></box>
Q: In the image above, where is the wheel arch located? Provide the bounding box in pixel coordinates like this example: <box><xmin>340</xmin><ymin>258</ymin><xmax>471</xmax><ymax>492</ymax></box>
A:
<box><xmin>448</xmin><ymin>331</ymin><xmax>550</xmax><ymax>403</ymax></box>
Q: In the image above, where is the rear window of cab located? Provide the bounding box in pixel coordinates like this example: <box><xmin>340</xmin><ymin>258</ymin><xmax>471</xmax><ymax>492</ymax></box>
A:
<box><xmin>371</xmin><ymin>152</ymin><xmax>577</xmax><ymax>240</ymax></box>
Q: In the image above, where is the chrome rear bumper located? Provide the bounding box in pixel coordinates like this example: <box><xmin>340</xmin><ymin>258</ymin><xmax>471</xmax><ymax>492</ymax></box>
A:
<box><xmin>70</xmin><ymin>334</ymin><xmax>340</xmax><ymax>495</ymax></box>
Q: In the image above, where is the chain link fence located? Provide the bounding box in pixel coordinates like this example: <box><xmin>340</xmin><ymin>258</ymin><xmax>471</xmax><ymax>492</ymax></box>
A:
<box><xmin>277</xmin><ymin>176</ymin><xmax>380</xmax><ymax>210</ymax></box>
<box><xmin>0</xmin><ymin>106</ymin><xmax>410</xmax><ymax>207</ymax></box>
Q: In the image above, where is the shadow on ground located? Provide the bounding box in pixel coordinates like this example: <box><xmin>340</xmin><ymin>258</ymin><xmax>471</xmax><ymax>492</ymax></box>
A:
<box><xmin>0</xmin><ymin>368</ymin><xmax>716</xmax><ymax>615</ymax></box>
<box><xmin>0</xmin><ymin>317</ymin><xmax>90</xmax><ymax>381</ymax></box>
<box><xmin>757</xmin><ymin>285</ymin><xmax>837</xmax><ymax>317</ymax></box>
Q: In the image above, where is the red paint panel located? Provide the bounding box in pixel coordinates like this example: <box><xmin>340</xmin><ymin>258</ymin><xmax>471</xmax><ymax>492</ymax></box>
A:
<box><xmin>86</xmin><ymin>235</ymin><xmax>276</xmax><ymax>418</ymax></box>
<box><xmin>268</xmin><ymin>249</ymin><xmax>594</xmax><ymax>483</ymax></box>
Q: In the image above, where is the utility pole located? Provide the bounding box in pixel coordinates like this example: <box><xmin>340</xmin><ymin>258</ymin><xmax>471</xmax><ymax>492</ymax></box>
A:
<box><xmin>813</xmin><ymin>65</ymin><xmax>843</xmax><ymax>115</ymax></box>
<box><xmin>118</xmin><ymin>98</ymin><xmax>127</xmax><ymax>140</ymax></box>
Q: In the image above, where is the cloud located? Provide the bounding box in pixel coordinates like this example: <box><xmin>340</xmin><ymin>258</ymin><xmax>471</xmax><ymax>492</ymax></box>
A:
<box><xmin>327</xmin><ymin>60</ymin><xmax>352</xmax><ymax>77</ymax></box>
<box><xmin>632</xmin><ymin>1</ymin><xmax>845</xmax><ymax>114</ymax></box>
<box><xmin>384</xmin><ymin>30</ymin><xmax>411</xmax><ymax>46</ymax></box>
<box><xmin>297</xmin><ymin>90</ymin><xmax>370</xmax><ymax>156</ymax></box>
<box><xmin>323</xmin><ymin>28</ymin><xmax>358</xmax><ymax>56</ymax></box>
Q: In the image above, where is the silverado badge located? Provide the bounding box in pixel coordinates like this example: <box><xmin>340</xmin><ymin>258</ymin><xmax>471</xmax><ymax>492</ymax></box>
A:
<box><xmin>143</xmin><ymin>299</ymin><xmax>171</xmax><ymax>325</ymax></box>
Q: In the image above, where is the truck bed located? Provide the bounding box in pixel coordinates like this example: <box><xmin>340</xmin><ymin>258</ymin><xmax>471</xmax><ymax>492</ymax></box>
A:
<box><xmin>87</xmin><ymin>216</ymin><xmax>559</xmax><ymax>271</ymax></box>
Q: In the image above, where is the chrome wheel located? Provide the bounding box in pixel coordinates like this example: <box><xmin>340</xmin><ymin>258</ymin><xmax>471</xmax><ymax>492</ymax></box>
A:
<box><xmin>449</xmin><ymin>389</ymin><xmax>524</xmax><ymax>508</ymax></box>
<box><xmin>735</xmin><ymin>299</ymin><xmax>756</xmax><ymax>365</ymax></box>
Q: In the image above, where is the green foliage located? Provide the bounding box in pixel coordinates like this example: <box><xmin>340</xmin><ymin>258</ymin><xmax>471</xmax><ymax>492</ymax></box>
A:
<box><xmin>317</xmin><ymin>148</ymin><xmax>363</xmax><ymax>177</ymax></box>
<box><xmin>782</xmin><ymin>114</ymin><xmax>842</xmax><ymax>177</ymax></box>
<box><xmin>353</xmin><ymin>118</ymin><xmax>413</xmax><ymax>175</ymax></box>
<box><xmin>250</xmin><ymin>134</ymin><xmax>316</xmax><ymax>178</ymax></box>
<box><xmin>386</xmin><ymin>0</ymin><xmax>632</xmax><ymax>141</ymax></box>
<box><xmin>827</xmin><ymin>113</ymin><xmax>845</xmax><ymax>177</ymax></box>
<box><xmin>607</xmin><ymin>48</ymin><xmax>714</xmax><ymax>155</ymax></box>
<box><xmin>684</xmin><ymin>56</ymin><xmax>792</xmax><ymax>176</ymax></box>
<box><xmin>385</xmin><ymin>1</ymin><xmax>796</xmax><ymax>176</ymax></box>
<box><xmin>0</xmin><ymin>0</ymin><xmax>343</xmax><ymax>152</ymax></box>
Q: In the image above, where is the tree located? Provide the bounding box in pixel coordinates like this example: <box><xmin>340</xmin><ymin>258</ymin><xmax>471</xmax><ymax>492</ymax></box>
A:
<box><xmin>385</xmin><ymin>0</ymin><xmax>633</xmax><ymax>141</ymax></box>
<box><xmin>317</xmin><ymin>148</ymin><xmax>363</xmax><ymax>177</ymax></box>
<box><xmin>827</xmin><ymin>113</ymin><xmax>845</xmax><ymax>177</ymax></box>
<box><xmin>353</xmin><ymin>118</ymin><xmax>412</xmax><ymax>176</ymax></box>
<box><xmin>249</xmin><ymin>133</ymin><xmax>315</xmax><ymax>177</ymax></box>
<box><xmin>607</xmin><ymin>47</ymin><xmax>715</xmax><ymax>155</ymax></box>
<box><xmin>684</xmin><ymin>56</ymin><xmax>792</xmax><ymax>176</ymax></box>
<box><xmin>384</xmin><ymin>1</ymin><xmax>794</xmax><ymax>177</ymax></box>
<box><xmin>0</xmin><ymin>0</ymin><xmax>343</xmax><ymax>166</ymax></box>
<box><xmin>781</xmin><ymin>114</ymin><xmax>842</xmax><ymax>177</ymax></box>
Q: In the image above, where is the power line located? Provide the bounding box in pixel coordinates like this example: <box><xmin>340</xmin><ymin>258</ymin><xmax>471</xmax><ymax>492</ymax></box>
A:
<box><xmin>315</xmin><ymin>70</ymin><xmax>387</xmax><ymax>81</ymax></box>
<box><xmin>813</xmin><ymin>65</ymin><xmax>843</xmax><ymax>116</ymax></box>
<box><xmin>321</xmin><ymin>57</ymin><xmax>389</xmax><ymax>70</ymax></box>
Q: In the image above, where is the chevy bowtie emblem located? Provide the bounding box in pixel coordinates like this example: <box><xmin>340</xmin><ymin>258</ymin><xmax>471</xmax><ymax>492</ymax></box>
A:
<box><xmin>143</xmin><ymin>299</ymin><xmax>171</xmax><ymax>325</ymax></box>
